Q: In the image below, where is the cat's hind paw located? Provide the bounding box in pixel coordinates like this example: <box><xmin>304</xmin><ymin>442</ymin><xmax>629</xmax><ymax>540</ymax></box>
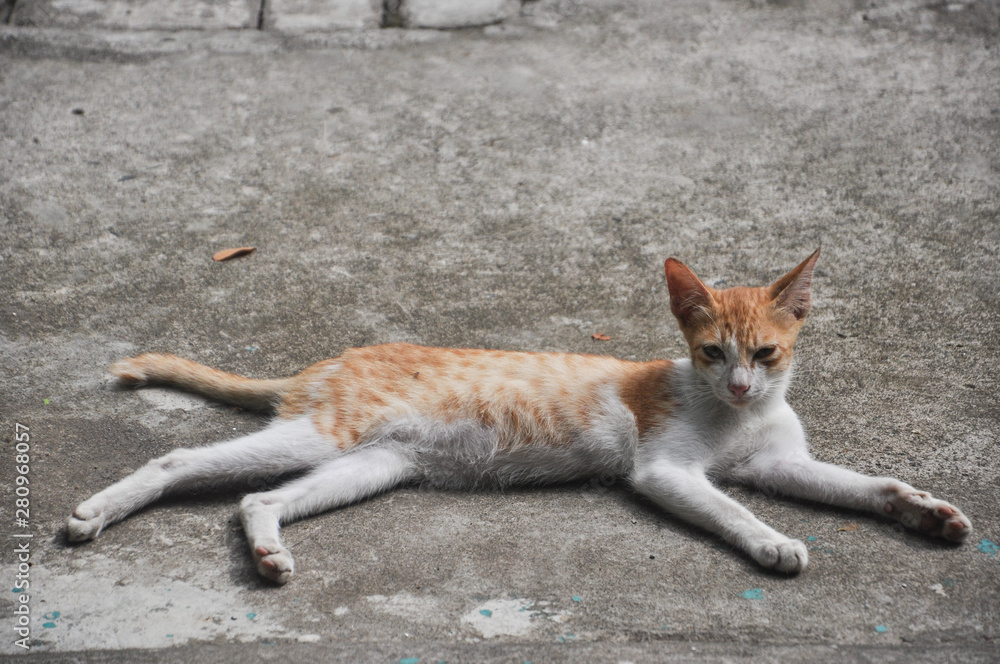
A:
<box><xmin>884</xmin><ymin>487</ymin><xmax>972</xmax><ymax>542</ymax></box>
<box><xmin>66</xmin><ymin>506</ymin><xmax>107</xmax><ymax>542</ymax></box>
<box><xmin>253</xmin><ymin>545</ymin><xmax>295</xmax><ymax>584</ymax></box>
<box><xmin>750</xmin><ymin>537</ymin><xmax>808</xmax><ymax>573</ymax></box>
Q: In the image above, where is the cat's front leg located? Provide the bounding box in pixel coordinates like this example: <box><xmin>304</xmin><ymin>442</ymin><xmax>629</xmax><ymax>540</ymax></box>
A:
<box><xmin>632</xmin><ymin>461</ymin><xmax>808</xmax><ymax>573</ymax></box>
<box><xmin>737</xmin><ymin>455</ymin><xmax>972</xmax><ymax>542</ymax></box>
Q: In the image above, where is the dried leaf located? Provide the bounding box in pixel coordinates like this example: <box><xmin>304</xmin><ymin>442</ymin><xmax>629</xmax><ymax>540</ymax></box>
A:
<box><xmin>836</xmin><ymin>523</ymin><xmax>859</xmax><ymax>532</ymax></box>
<box><xmin>591</xmin><ymin>333</ymin><xmax>611</xmax><ymax>341</ymax></box>
<box><xmin>213</xmin><ymin>246</ymin><xmax>256</xmax><ymax>262</ymax></box>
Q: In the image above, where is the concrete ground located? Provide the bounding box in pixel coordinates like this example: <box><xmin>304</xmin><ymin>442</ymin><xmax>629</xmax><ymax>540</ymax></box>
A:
<box><xmin>1</xmin><ymin>0</ymin><xmax>999</xmax><ymax>661</ymax></box>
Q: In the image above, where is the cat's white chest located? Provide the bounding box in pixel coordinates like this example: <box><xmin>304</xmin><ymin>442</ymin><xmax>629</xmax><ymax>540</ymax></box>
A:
<box><xmin>708</xmin><ymin>401</ymin><xmax>805</xmax><ymax>475</ymax></box>
<box><xmin>639</xmin><ymin>395</ymin><xmax>802</xmax><ymax>477</ymax></box>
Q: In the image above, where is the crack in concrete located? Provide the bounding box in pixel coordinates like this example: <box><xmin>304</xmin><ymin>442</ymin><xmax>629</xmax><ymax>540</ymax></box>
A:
<box><xmin>2</xmin><ymin>0</ymin><xmax>17</xmax><ymax>25</ymax></box>
<box><xmin>381</xmin><ymin>0</ymin><xmax>405</xmax><ymax>28</ymax></box>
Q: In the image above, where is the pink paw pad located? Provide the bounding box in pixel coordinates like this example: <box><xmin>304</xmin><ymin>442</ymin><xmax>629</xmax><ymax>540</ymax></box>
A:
<box><xmin>887</xmin><ymin>488</ymin><xmax>972</xmax><ymax>542</ymax></box>
<box><xmin>253</xmin><ymin>545</ymin><xmax>294</xmax><ymax>583</ymax></box>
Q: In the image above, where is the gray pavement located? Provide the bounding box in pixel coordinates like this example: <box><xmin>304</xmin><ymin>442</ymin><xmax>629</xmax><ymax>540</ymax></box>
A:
<box><xmin>1</xmin><ymin>0</ymin><xmax>999</xmax><ymax>661</ymax></box>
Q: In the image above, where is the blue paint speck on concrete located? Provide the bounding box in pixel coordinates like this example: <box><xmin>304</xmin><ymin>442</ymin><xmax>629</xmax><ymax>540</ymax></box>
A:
<box><xmin>166</xmin><ymin>634</ymin><xmax>173</xmax><ymax>638</ymax></box>
<box><xmin>42</xmin><ymin>622</ymin><xmax>56</xmax><ymax>629</ymax></box>
<box><xmin>12</xmin><ymin>588</ymin><xmax>22</xmax><ymax>593</ymax></box>
<box><xmin>807</xmin><ymin>536</ymin><xmax>817</xmax><ymax>541</ymax></box>
<box><xmin>44</xmin><ymin>611</ymin><xmax>60</xmax><ymax>620</ymax></box>
<box><xmin>978</xmin><ymin>539</ymin><xmax>999</xmax><ymax>559</ymax></box>
<box><xmin>571</xmin><ymin>596</ymin><xmax>582</xmax><ymax>602</ymax></box>
<box><xmin>479</xmin><ymin>609</ymin><xmax>493</xmax><ymax>617</ymax></box>
<box><xmin>740</xmin><ymin>588</ymin><xmax>764</xmax><ymax>600</ymax></box>
<box><xmin>399</xmin><ymin>658</ymin><xmax>420</xmax><ymax>664</ymax></box>
<box><xmin>246</xmin><ymin>612</ymin><xmax>257</xmax><ymax>620</ymax></box>
<box><xmin>875</xmin><ymin>625</ymin><xmax>888</xmax><ymax>633</ymax></box>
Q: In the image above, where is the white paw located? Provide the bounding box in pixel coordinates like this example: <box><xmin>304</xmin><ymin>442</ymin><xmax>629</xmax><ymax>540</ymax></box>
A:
<box><xmin>253</xmin><ymin>544</ymin><xmax>295</xmax><ymax>584</ymax></box>
<box><xmin>750</xmin><ymin>537</ymin><xmax>808</xmax><ymax>573</ymax></box>
<box><xmin>66</xmin><ymin>505</ymin><xmax>107</xmax><ymax>542</ymax></box>
<box><xmin>884</xmin><ymin>486</ymin><xmax>972</xmax><ymax>543</ymax></box>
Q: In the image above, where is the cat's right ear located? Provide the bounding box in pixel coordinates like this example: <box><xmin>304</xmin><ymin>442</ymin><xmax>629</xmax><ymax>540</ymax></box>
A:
<box><xmin>665</xmin><ymin>258</ymin><xmax>714</xmax><ymax>326</ymax></box>
<box><xmin>768</xmin><ymin>248</ymin><xmax>820</xmax><ymax>321</ymax></box>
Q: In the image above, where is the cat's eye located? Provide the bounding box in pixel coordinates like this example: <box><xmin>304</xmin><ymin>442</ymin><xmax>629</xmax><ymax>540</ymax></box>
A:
<box><xmin>702</xmin><ymin>345</ymin><xmax>724</xmax><ymax>360</ymax></box>
<box><xmin>753</xmin><ymin>346</ymin><xmax>776</xmax><ymax>361</ymax></box>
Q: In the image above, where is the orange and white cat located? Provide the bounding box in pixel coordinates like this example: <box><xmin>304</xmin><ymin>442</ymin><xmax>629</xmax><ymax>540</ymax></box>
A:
<box><xmin>67</xmin><ymin>250</ymin><xmax>972</xmax><ymax>583</ymax></box>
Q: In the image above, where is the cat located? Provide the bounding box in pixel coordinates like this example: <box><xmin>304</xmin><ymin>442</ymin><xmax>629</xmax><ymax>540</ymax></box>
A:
<box><xmin>66</xmin><ymin>249</ymin><xmax>972</xmax><ymax>583</ymax></box>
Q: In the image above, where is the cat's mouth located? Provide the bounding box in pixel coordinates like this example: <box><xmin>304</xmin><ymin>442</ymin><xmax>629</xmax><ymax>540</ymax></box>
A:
<box><xmin>726</xmin><ymin>392</ymin><xmax>754</xmax><ymax>408</ymax></box>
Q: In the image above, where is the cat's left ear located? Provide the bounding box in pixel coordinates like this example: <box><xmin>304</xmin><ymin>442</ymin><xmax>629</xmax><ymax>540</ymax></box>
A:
<box><xmin>768</xmin><ymin>249</ymin><xmax>821</xmax><ymax>320</ymax></box>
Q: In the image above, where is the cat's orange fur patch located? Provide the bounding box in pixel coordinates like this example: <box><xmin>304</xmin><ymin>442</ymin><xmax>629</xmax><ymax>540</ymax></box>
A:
<box><xmin>688</xmin><ymin>287</ymin><xmax>804</xmax><ymax>373</ymax></box>
<box><xmin>274</xmin><ymin>344</ymin><xmax>672</xmax><ymax>451</ymax></box>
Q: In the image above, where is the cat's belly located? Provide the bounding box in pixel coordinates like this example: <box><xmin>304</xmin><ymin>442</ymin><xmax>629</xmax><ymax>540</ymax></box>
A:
<box><xmin>361</xmin><ymin>387</ymin><xmax>640</xmax><ymax>489</ymax></box>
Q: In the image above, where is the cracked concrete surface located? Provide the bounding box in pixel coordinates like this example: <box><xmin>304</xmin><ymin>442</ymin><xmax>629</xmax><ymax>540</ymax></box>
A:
<box><xmin>1</xmin><ymin>0</ymin><xmax>998</xmax><ymax>661</ymax></box>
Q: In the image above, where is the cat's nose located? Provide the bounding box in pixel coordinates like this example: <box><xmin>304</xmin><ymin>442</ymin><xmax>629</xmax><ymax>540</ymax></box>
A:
<box><xmin>728</xmin><ymin>383</ymin><xmax>750</xmax><ymax>398</ymax></box>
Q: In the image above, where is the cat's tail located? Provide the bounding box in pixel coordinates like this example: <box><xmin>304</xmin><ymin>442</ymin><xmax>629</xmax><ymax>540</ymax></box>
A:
<box><xmin>110</xmin><ymin>353</ymin><xmax>293</xmax><ymax>411</ymax></box>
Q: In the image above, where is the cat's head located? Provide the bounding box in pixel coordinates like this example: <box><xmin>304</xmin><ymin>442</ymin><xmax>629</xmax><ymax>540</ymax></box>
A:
<box><xmin>664</xmin><ymin>250</ymin><xmax>820</xmax><ymax>408</ymax></box>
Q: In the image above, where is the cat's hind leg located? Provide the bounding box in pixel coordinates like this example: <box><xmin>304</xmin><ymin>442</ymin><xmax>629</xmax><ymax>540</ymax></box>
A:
<box><xmin>239</xmin><ymin>446</ymin><xmax>416</xmax><ymax>584</ymax></box>
<box><xmin>67</xmin><ymin>416</ymin><xmax>334</xmax><ymax>542</ymax></box>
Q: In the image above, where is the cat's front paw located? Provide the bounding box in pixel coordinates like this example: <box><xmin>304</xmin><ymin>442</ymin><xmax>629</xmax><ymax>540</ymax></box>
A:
<box><xmin>253</xmin><ymin>544</ymin><xmax>295</xmax><ymax>584</ymax></box>
<box><xmin>884</xmin><ymin>485</ymin><xmax>972</xmax><ymax>542</ymax></box>
<box><xmin>750</xmin><ymin>537</ymin><xmax>808</xmax><ymax>573</ymax></box>
<box><xmin>66</xmin><ymin>504</ymin><xmax>107</xmax><ymax>542</ymax></box>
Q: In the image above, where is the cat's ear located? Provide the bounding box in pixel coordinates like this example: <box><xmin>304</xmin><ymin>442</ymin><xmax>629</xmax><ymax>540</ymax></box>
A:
<box><xmin>665</xmin><ymin>258</ymin><xmax>714</xmax><ymax>326</ymax></box>
<box><xmin>768</xmin><ymin>249</ymin><xmax>820</xmax><ymax>320</ymax></box>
